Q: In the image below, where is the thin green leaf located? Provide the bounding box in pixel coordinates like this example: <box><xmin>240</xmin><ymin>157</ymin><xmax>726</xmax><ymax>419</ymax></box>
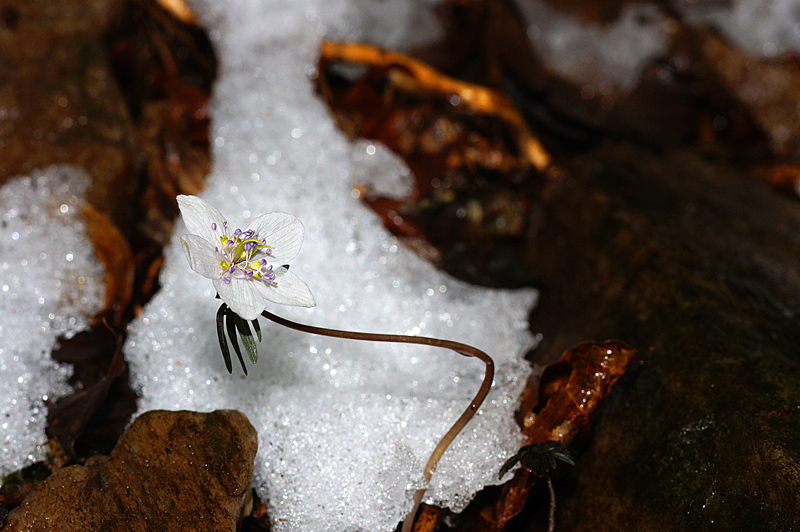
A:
<box><xmin>499</xmin><ymin>449</ymin><xmax>524</xmax><ymax>480</ymax></box>
<box><xmin>251</xmin><ymin>317</ymin><xmax>262</xmax><ymax>342</ymax></box>
<box><xmin>551</xmin><ymin>448</ymin><xmax>576</xmax><ymax>466</ymax></box>
<box><xmin>235</xmin><ymin>314</ymin><xmax>259</xmax><ymax>365</ymax></box>
<box><xmin>499</xmin><ymin>442</ymin><xmax>576</xmax><ymax>480</ymax></box>
<box><xmin>226</xmin><ymin>308</ymin><xmax>248</xmax><ymax>376</ymax></box>
<box><xmin>216</xmin><ymin>303</ymin><xmax>232</xmax><ymax>374</ymax></box>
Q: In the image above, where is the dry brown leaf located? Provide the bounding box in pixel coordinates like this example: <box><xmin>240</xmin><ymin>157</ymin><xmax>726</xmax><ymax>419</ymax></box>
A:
<box><xmin>82</xmin><ymin>204</ymin><xmax>135</xmax><ymax>317</ymax></box>
<box><xmin>471</xmin><ymin>340</ymin><xmax>636</xmax><ymax>532</ymax></box>
<box><xmin>318</xmin><ymin>39</ymin><xmax>551</xmax><ymax>285</ymax></box>
<box><xmin>407</xmin><ymin>341</ymin><xmax>636</xmax><ymax>532</ymax></box>
<box><xmin>318</xmin><ymin>40</ymin><xmax>552</xmax><ymax>180</ymax></box>
<box><xmin>524</xmin><ymin>340</ymin><xmax>637</xmax><ymax>442</ymax></box>
<box><xmin>411</xmin><ymin>504</ymin><xmax>444</xmax><ymax>532</ymax></box>
<box><xmin>153</xmin><ymin>0</ymin><xmax>198</xmax><ymax>25</ymax></box>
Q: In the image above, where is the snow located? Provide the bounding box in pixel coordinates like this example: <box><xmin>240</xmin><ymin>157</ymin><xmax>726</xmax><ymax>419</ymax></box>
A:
<box><xmin>124</xmin><ymin>0</ymin><xmax>536</xmax><ymax>531</ymax></box>
<box><xmin>679</xmin><ymin>0</ymin><xmax>800</xmax><ymax>58</ymax></box>
<box><xmin>0</xmin><ymin>165</ymin><xmax>106</xmax><ymax>477</ymax></box>
<box><xmin>518</xmin><ymin>1</ymin><xmax>671</xmax><ymax>94</ymax></box>
<box><xmin>516</xmin><ymin>0</ymin><xmax>800</xmax><ymax>96</ymax></box>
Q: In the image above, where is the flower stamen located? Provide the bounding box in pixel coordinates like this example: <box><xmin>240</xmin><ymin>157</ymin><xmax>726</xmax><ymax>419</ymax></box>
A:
<box><xmin>214</xmin><ymin>225</ymin><xmax>277</xmax><ymax>286</ymax></box>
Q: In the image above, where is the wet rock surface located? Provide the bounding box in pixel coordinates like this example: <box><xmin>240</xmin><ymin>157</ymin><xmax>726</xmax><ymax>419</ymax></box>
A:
<box><xmin>4</xmin><ymin>409</ymin><xmax>257</xmax><ymax>532</ymax></box>
<box><xmin>525</xmin><ymin>143</ymin><xmax>800</xmax><ymax>531</ymax></box>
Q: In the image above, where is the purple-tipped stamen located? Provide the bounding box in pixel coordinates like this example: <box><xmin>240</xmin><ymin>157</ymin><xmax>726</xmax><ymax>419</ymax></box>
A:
<box><xmin>211</xmin><ymin>222</ymin><xmax>217</xmax><ymax>230</ymax></box>
<box><xmin>213</xmin><ymin>224</ymin><xmax>282</xmax><ymax>287</ymax></box>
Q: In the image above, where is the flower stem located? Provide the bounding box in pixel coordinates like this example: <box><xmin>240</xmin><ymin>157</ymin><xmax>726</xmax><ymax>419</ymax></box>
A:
<box><xmin>546</xmin><ymin>476</ymin><xmax>556</xmax><ymax>532</ymax></box>
<box><xmin>259</xmin><ymin>309</ymin><xmax>495</xmax><ymax>532</ymax></box>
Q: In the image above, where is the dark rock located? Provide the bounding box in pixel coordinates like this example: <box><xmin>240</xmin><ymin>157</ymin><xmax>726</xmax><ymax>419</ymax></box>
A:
<box><xmin>4</xmin><ymin>409</ymin><xmax>258</xmax><ymax>532</ymax></box>
<box><xmin>525</xmin><ymin>143</ymin><xmax>800</xmax><ymax>531</ymax></box>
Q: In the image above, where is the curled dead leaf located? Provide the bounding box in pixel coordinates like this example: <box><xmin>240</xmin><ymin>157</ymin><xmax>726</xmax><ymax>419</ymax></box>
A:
<box><xmin>318</xmin><ymin>40</ymin><xmax>552</xmax><ymax>285</ymax></box>
<box><xmin>82</xmin><ymin>204</ymin><xmax>134</xmax><ymax>318</ymax></box>
<box><xmin>409</xmin><ymin>341</ymin><xmax>636</xmax><ymax>532</ymax></box>
<box><xmin>318</xmin><ymin>40</ymin><xmax>551</xmax><ymax>179</ymax></box>
<box><xmin>153</xmin><ymin>0</ymin><xmax>198</xmax><ymax>25</ymax></box>
<box><xmin>410</xmin><ymin>505</ymin><xmax>444</xmax><ymax>532</ymax></box>
<box><xmin>525</xmin><ymin>340</ymin><xmax>637</xmax><ymax>443</ymax></box>
<box><xmin>469</xmin><ymin>340</ymin><xmax>636</xmax><ymax>532</ymax></box>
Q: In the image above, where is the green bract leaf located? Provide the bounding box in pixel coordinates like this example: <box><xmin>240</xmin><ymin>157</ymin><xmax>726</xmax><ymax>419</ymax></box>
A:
<box><xmin>499</xmin><ymin>449</ymin><xmax>526</xmax><ymax>480</ymax></box>
<box><xmin>216</xmin><ymin>303</ymin><xmax>233</xmax><ymax>374</ymax></box>
<box><xmin>225</xmin><ymin>307</ymin><xmax>248</xmax><ymax>376</ymax></box>
<box><xmin>499</xmin><ymin>441</ymin><xmax>576</xmax><ymax>480</ymax></box>
<box><xmin>234</xmin><ymin>314</ymin><xmax>259</xmax><ymax>365</ymax></box>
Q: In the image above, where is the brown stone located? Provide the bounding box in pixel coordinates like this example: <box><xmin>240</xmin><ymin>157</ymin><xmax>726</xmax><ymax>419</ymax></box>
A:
<box><xmin>4</xmin><ymin>409</ymin><xmax>258</xmax><ymax>532</ymax></box>
<box><xmin>0</xmin><ymin>0</ymin><xmax>137</xmax><ymax>228</ymax></box>
<box><xmin>523</xmin><ymin>144</ymin><xmax>800</xmax><ymax>531</ymax></box>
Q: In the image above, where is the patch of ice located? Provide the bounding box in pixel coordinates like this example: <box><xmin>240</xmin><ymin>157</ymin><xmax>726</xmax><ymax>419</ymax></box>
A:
<box><xmin>0</xmin><ymin>165</ymin><xmax>106</xmax><ymax>476</ymax></box>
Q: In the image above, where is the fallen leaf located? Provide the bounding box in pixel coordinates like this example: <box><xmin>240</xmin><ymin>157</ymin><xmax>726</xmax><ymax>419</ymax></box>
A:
<box><xmin>466</xmin><ymin>340</ymin><xmax>636</xmax><ymax>532</ymax></box>
<box><xmin>83</xmin><ymin>204</ymin><xmax>135</xmax><ymax>317</ymax></box>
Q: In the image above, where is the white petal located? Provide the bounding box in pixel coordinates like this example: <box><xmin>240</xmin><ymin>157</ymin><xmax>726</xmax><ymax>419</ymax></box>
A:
<box><xmin>177</xmin><ymin>195</ymin><xmax>227</xmax><ymax>245</ymax></box>
<box><xmin>247</xmin><ymin>212</ymin><xmax>304</xmax><ymax>263</ymax></box>
<box><xmin>180</xmin><ymin>235</ymin><xmax>220</xmax><ymax>278</ymax></box>
<box><xmin>213</xmin><ymin>277</ymin><xmax>268</xmax><ymax>321</ymax></box>
<box><xmin>255</xmin><ymin>267</ymin><xmax>316</xmax><ymax>307</ymax></box>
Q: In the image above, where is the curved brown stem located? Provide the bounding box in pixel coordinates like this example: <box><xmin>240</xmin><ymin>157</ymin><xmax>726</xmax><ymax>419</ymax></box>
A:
<box><xmin>259</xmin><ymin>309</ymin><xmax>495</xmax><ymax>532</ymax></box>
<box><xmin>546</xmin><ymin>476</ymin><xmax>556</xmax><ymax>532</ymax></box>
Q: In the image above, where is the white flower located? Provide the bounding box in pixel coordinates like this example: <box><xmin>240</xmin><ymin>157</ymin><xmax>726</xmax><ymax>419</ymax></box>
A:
<box><xmin>177</xmin><ymin>194</ymin><xmax>315</xmax><ymax>320</ymax></box>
